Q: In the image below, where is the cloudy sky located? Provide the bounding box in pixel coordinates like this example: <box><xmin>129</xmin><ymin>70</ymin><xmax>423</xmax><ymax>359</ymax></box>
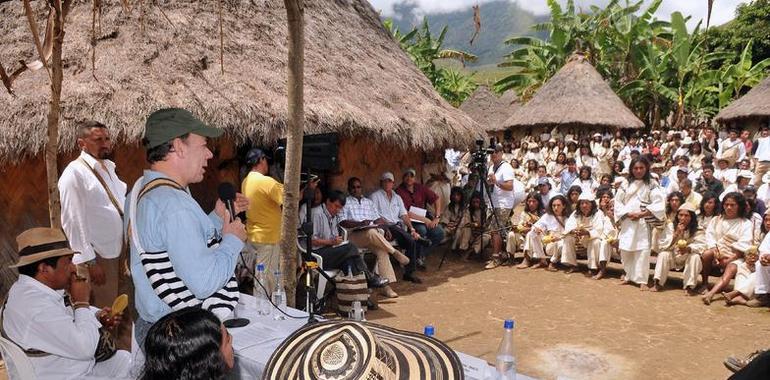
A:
<box><xmin>371</xmin><ymin>0</ymin><xmax>747</xmax><ymax>28</ymax></box>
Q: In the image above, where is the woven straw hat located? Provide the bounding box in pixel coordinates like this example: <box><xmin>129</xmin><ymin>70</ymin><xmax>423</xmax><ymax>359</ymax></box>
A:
<box><xmin>262</xmin><ymin>320</ymin><xmax>464</xmax><ymax>379</ymax></box>
<box><xmin>10</xmin><ymin>228</ymin><xmax>76</xmax><ymax>268</ymax></box>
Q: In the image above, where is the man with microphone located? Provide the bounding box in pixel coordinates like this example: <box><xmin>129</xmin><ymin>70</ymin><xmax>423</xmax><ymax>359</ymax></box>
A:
<box><xmin>127</xmin><ymin>108</ymin><xmax>248</xmax><ymax>349</ymax></box>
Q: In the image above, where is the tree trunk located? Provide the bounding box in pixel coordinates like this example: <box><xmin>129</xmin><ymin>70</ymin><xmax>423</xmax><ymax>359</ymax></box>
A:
<box><xmin>278</xmin><ymin>0</ymin><xmax>304</xmax><ymax>308</ymax></box>
<box><xmin>46</xmin><ymin>0</ymin><xmax>65</xmax><ymax>229</ymax></box>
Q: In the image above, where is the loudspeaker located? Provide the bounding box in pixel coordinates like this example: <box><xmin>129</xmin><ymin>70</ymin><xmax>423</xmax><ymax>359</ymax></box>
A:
<box><xmin>275</xmin><ymin>133</ymin><xmax>339</xmax><ymax>171</ymax></box>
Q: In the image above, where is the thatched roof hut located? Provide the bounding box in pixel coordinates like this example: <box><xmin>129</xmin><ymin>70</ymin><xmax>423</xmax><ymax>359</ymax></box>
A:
<box><xmin>715</xmin><ymin>76</ymin><xmax>770</xmax><ymax>125</ymax></box>
<box><xmin>502</xmin><ymin>55</ymin><xmax>644</xmax><ymax>130</ymax></box>
<box><xmin>0</xmin><ymin>0</ymin><xmax>481</xmax><ymax>163</ymax></box>
<box><xmin>0</xmin><ymin>0</ymin><xmax>482</xmax><ymax>296</ymax></box>
<box><xmin>459</xmin><ymin>86</ymin><xmax>520</xmax><ymax>132</ymax></box>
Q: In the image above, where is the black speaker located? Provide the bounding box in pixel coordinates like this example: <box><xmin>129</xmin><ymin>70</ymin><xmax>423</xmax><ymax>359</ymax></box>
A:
<box><xmin>275</xmin><ymin>133</ymin><xmax>339</xmax><ymax>171</ymax></box>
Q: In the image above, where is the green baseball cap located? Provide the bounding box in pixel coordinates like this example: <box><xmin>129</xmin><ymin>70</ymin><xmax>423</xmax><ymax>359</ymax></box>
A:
<box><xmin>143</xmin><ymin>108</ymin><xmax>223</xmax><ymax>149</ymax></box>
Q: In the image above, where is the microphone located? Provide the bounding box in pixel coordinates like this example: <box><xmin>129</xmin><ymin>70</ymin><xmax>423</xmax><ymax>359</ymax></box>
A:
<box><xmin>217</xmin><ymin>182</ymin><xmax>237</xmax><ymax>222</ymax></box>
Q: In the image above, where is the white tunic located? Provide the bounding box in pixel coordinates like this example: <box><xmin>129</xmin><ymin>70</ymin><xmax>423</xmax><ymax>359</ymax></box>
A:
<box><xmin>614</xmin><ymin>180</ymin><xmax>666</xmax><ymax>251</ymax></box>
<box><xmin>705</xmin><ymin>216</ymin><xmax>754</xmax><ymax>255</ymax></box>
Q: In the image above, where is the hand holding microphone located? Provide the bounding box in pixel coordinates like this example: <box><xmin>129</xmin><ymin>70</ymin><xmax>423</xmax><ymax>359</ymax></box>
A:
<box><xmin>218</xmin><ymin>183</ymin><xmax>247</xmax><ymax>242</ymax></box>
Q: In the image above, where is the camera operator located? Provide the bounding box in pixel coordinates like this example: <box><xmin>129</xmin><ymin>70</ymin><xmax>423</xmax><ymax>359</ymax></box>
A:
<box><xmin>485</xmin><ymin>144</ymin><xmax>521</xmax><ymax>269</ymax></box>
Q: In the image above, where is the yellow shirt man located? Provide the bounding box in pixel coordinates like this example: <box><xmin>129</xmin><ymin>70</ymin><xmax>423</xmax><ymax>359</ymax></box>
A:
<box><xmin>242</xmin><ymin>171</ymin><xmax>283</xmax><ymax>244</ymax></box>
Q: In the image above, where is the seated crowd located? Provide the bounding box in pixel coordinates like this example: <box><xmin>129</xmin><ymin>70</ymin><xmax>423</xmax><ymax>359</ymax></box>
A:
<box><xmin>440</xmin><ymin>125</ymin><xmax>770</xmax><ymax>309</ymax></box>
<box><xmin>3</xmin><ymin>109</ymin><xmax>769</xmax><ymax>380</ymax></box>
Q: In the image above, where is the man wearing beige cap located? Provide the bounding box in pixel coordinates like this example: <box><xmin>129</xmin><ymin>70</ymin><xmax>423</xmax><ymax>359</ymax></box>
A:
<box><xmin>3</xmin><ymin>228</ymin><xmax>131</xmax><ymax>379</ymax></box>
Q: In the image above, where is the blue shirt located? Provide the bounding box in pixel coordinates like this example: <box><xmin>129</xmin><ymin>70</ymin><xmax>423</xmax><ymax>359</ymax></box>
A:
<box><xmin>560</xmin><ymin>170</ymin><xmax>578</xmax><ymax>195</ymax></box>
<box><xmin>126</xmin><ymin>170</ymin><xmax>244</xmax><ymax>323</ymax></box>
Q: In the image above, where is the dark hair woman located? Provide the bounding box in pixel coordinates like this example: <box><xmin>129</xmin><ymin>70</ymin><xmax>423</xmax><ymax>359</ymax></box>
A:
<box><xmin>512</xmin><ymin>192</ymin><xmax>545</xmax><ymax>269</ymax></box>
<box><xmin>524</xmin><ymin>195</ymin><xmax>571</xmax><ymax>270</ymax></box>
<box><xmin>649</xmin><ymin>204</ymin><xmax>704</xmax><ymax>293</ymax></box>
<box><xmin>141</xmin><ymin>307</ymin><xmax>234</xmax><ymax>380</ymax></box>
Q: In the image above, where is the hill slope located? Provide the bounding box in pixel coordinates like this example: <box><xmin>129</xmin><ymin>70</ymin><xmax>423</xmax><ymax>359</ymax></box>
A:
<box><xmin>385</xmin><ymin>0</ymin><xmax>546</xmax><ymax>67</ymax></box>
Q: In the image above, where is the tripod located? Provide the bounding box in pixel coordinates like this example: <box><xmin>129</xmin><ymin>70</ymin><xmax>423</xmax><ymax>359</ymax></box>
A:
<box><xmin>299</xmin><ymin>178</ymin><xmax>336</xmax><ymax>324</ymax></box>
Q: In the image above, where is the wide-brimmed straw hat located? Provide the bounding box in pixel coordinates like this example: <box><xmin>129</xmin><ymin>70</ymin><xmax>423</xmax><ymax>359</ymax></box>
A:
<box><xmin>10</xmin><ymin>228</ymin><xmax>77</xmax><ymax>268</ymax></box>
<box><xmin>263</xmin><ymin>320</ymin><xmax>463</xmax><ymax>379</ymax></box>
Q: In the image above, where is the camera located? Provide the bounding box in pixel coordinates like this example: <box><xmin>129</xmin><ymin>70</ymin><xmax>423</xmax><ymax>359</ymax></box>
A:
<box><xmin>470</xmin><ymin>138</ymin><xmax>495</xmax><ymax>173</ymax></box>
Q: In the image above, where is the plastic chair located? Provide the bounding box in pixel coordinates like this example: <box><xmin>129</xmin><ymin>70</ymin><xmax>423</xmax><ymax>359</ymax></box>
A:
<box><xmin>296</xmin><ymin>234</ymin><xmax>341</xmax><ymax>300</ymax></box>
<box><xmin>0</xmin><ymin>336</ymin><xmax>37</xmax><ymax>380</ymax></box>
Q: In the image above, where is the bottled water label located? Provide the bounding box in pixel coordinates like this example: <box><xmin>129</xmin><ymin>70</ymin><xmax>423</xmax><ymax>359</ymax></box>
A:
<box><xmin>495</xmin><ymin>355</ymin><xmax>516</xmax><ymax>380</ymax></box>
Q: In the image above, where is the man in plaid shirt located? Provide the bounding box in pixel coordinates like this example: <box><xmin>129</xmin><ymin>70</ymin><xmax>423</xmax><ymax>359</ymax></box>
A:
<box><xmin>341</xmin><ymin>177</ymin><xmax>413</xmax><ymax>298</ymax></box>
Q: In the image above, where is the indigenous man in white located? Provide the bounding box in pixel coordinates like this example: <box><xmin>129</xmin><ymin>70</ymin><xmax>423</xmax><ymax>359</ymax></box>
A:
<box><xmin>650</xmin><ymin>204</ymin><xmax>706</xmax><ymax>294</ymax></box>
<box><xmin>551</xmin><ymin>192</ymin><xmax>604</xmax><ymax>274</ymax></box>
<box><xmin>701</xmin><ymin>192</ymin><xmax>754</xmax><ymax>291</ymax></box>
<box><xmin>3</xmin><ymin>228</ymin><xmax>131</xmax><ymax>380</ymax></box>
<box><xmin>58</xmin><ymin>121</ymin><xmax>127</xmax><ymax>309</ymax></box>
<box><xmin>615</xmin><ymin>157</ymin><xmax>666</xmax><ymax>289</ymax></box>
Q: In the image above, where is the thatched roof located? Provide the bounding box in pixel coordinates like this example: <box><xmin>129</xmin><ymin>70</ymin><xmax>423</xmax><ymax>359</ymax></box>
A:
<box><xmin>459</xmin><ymin>86</ymin><xmax>520</xmax><ymax>132</ymax></box>
<box><xmin>502</xmin><ymin>55</ymin><xmax>644</xmax><ymax>130</ymax></box>
<box><xmin>0</xmin><ymin>0</ymin><xmax>482</xmax><ymax>163</ymax></box>
<box><xmin>715</xmin><ymin>76</ymin><xmax>770</xmax><ymax>123</ymax></box>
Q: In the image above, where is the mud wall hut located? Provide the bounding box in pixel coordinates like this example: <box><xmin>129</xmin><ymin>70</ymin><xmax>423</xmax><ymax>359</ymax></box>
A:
<box><xmin>0</xmin><ymin>0</ymin><xmax>482</xmax><ymax>294</ymax></box>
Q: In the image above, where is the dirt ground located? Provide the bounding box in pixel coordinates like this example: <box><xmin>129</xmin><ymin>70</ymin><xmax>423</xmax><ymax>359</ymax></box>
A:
<box><xmin>366</xmin><ymin>249</ymin><xmax>770</xmax><ymax>380</ymax></box>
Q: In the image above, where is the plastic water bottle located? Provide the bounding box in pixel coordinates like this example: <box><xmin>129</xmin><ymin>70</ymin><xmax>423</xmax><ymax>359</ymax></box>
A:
<box><xmin>254</xmin><ymin>264</ymin><xmax>271</xmax><ymax>316</ymax></box>
<box><xmin>493</xmin><ymin>319</ymin><xmax>516</xmax><ymax>380</ymax></box>
<box><xmin>272</xmin><ymin>270</ymin><xmax>287</xmax><ymax>320</ymax></box>
<box><xmin>424</xmin><ymin>325</ymin><xmax>435</xmax><ymax>337</ymax></box>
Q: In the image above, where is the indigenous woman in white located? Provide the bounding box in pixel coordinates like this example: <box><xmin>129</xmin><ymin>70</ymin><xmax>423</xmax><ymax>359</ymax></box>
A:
<box><xmin>510</xmin><ymin>193</ymin><xmax>544</xmax><ymax>268</ymax></box>
<box><xmin>524</xmin><ymin>195</ymin><xmax>571</xmax><ymax>269</ymax></box>
<box><xmin>653</xmin><ymin>192</ymin><xmax>685</xmax><ymax>253</ymax></box>
<box><xmin>701</xmin><ymin>192</ymin><xmax>754</xmax><ymax>295</ymax></box>
<box><xmin>596</xmin><ymin>139</ymin><xmax>614</xmax><ymax>177</ymax></box>
<box><xmin>550</xmin><ymin>192</ymin><xmax>604</xmax><ymax>274</ymax></box>
<box><xmin>698</xmin><ymin>193</ymin><xmax>720</xmax><ymax>230</ymax></box>
<box><xmin>575</xmin><ymin>145</ymin><xmax>599</xmax><ymax>171</ymax></box>
<box><xmin>650</xmin><ymin>203</ymin><xmax>706</xmax><ymax>294</ymax></box>
<box><xmin>595</xmin><ymin>188</ymin><xmax>618</xmax><ymax>280</ymax></box>
<box><xmin>614</xmin><ymin>157</ymin><xmax>666</xmax><ymax>289</ymax></box>
<box><xmin>574</xmin><ymin>166</ymin><xmax>599</xmax><ymax>195</ymax></box>
<box><xmin>547</xmin><ymin>152</ymin><xmax>568</xmax><ymax>182</ymax></box>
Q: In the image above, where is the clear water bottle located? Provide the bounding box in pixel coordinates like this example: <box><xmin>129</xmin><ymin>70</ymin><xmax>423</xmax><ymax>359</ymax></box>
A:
<box><xmin>493</xmin><ymin>319</ymin><xmax>516</xmax><ymax>380</ymax></box>
<box><xmin>272</xmin><ymin>270</ymin><xmax>287</xmax><ymax>320</ymax></box>
<box><xmin>254</xmin><ymin>264</ymin><xmax>271</xmax><ymax>316</ymax></box>
<box><xmin>424</xmin><ymin>325</ymin><xmax>435</xmax><ymax>337</ymax></box>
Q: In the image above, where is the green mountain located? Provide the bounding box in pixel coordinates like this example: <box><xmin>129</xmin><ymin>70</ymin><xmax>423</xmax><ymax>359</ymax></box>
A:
<box><xmin>385</xmin><ymin>0</ymin><xmax>547</xmax><ymax>67</ymax></box>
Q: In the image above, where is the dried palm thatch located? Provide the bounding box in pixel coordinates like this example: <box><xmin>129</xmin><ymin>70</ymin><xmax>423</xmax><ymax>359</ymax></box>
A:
<box><xmin>715</xmin><ymin>76</ymin><xmax>770</xmax><ymax>123</ymax></box>
<box><xmin>503</xmin><ymin>55</ymin><xmax>644</xmax><ymax>130</ymax></box>
<box><xmin>459</xmin><ymin>86</ymin><xmax>519</xmax><ymax>132</ymax></box>
<box><xmin>0</xmin><ymin>0</ymin><xmax>482</xmax><ymax>163</ymax></box>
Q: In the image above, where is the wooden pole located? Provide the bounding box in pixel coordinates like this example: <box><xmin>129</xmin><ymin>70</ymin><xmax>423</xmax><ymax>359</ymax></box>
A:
<box><xmin>46</xmin><ymin>0</ymin><xmax>65</xmax><ymax>229</ymax></box>
<box><xmin>279</xmin><ymin>0</ymin><xmax>304</xmax><ymax>307</ymax></box>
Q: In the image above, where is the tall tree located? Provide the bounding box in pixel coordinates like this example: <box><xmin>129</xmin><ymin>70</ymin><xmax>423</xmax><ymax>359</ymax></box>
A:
<box><xmin>280</xmin><ymin>0</ymin><xmax>304</xmax><ymax>307</ymax></box>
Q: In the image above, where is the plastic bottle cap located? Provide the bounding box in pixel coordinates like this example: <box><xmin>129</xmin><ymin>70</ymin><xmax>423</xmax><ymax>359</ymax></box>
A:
<box><xmin>504</xmin><ymin>320</ymin><xmax>514</xmax><ymax>329</ymax></box>
<box><xmin>424</xmin><ymin>325</ymin><xmax>435</xmax><ymax>336</ymax></box>
<box><xmin>257</xmin><ymin>263</ymin><xmax>265</xmax><ymax>272</ymax></box>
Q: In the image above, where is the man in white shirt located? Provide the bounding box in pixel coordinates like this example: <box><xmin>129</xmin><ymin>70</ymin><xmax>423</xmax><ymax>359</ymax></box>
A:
<box><xmin>753</xmin><ymin>126</ymin><xmax>770</xmax><ymax>188</ymax></box>
<box><xmin>485</xmin><ymin>144</ymin><xmax>520</xmax><ymax>269</ymax></box>
<box><xmin>3</xmin><ymin>228</ymin><xmax>131</xmax><ymax>380</ymax></box>
<box><xmin>716</xmin><ymin>128</ymin><xmax>747</xmax><ymax>166</ymax></box>
<box><xmin>58</xmin><ymin>121</ymin><xmax>130</xmax><ymax>348</ymax></box>
<box><xmin>370</xmin><ymin>172</ymin><xmax>423</xmax><ymax>283</ymax></box>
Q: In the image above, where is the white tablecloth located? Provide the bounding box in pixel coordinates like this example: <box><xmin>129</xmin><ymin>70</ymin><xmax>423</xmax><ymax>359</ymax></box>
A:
<box><xmin>229</xmin><ymin>294</ymin><xmax>536</xmax><ymax>380</ymax></box>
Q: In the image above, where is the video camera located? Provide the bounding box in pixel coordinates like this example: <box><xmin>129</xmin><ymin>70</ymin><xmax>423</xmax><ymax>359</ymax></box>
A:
<box><xmin>470</xmin><ymin>138</ymin><xmax>496</xmax><ymax>173</ymax></box>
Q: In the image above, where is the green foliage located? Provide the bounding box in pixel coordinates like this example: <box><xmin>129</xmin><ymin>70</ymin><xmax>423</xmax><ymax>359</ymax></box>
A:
<box><xmin>705</xmin><ymin>0</ymin><xmax>770</xmax><ymax>66</ymax></box>
<box><xmin>384</xmin><ymin>18</ymin><xmax>478</xmax><ymax>107</ymax></box>
<box><xmin>494</xmin><ymin>0</ymin><xmax>770</xmax><ymax>128</ymax></box>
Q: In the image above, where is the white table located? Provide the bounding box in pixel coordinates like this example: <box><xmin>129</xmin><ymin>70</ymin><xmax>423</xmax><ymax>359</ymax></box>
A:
<box><xmin>228</xmin><ymin>294</ymin><xmax>536</xmax><ymax>379</ymax></box>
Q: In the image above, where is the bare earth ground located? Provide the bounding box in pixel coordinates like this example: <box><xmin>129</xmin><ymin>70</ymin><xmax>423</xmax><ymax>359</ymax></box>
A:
<box><xmin>365</xmin><ymin>249</ymin><xmax>770</xmax><ymax>380</ymax></box>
